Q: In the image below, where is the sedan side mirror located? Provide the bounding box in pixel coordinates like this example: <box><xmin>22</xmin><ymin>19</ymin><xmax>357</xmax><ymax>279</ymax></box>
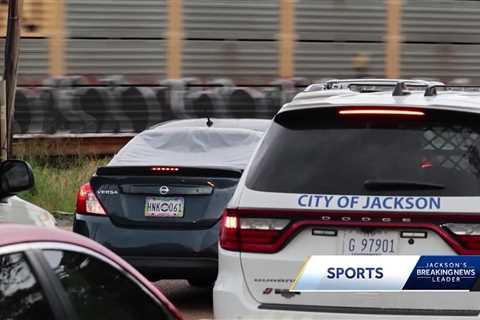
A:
<box><xmin>0</xmin><ymin>160</ymin><xmax>34</xmax><ymax>197</ymax></box>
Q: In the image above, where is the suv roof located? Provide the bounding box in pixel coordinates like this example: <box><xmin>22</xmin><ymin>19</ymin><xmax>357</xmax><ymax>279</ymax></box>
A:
<box><xmin>303</xmin><ymin>78</ymin><xmax>443</xmax><ymax>92</ymax></box>
<box><xmin>282</xmin><ymin>79</ymin><xmax>480</xmax><ymax>116</ymax></box>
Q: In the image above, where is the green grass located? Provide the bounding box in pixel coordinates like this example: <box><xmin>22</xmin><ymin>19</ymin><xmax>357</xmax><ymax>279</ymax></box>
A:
<box><xmin>18</xmin><ymin>156</ymin><xmax>111</xmax><ymax>216</ymax></box>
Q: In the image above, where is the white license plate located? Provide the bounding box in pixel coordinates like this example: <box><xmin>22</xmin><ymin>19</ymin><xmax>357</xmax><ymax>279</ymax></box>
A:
<box><xmin>144</xmin><ymin>197</ymin><xmax>184</xmax><ymax>217</ymax></box>
<box><xmin>343</xmin><ymin>230</ymin><xmax>398</xmax><ymax>255</ymax></box>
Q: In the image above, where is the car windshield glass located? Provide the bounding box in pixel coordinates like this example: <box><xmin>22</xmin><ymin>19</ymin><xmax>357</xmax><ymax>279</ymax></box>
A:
<box><xmin>246</xmin><ymin>108</ymin><xmax>480</xmax><ymax>196</ymax></box>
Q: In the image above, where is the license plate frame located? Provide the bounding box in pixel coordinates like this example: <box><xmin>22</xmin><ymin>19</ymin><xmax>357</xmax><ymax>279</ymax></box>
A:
<box><xmin>342</xmin><ymin>229</ymin><xmax>398</xmax><ymax>255</ymax></box>
<box><xmin>144</xmin><ymin>196</ymin><xmax>184</xmax><ymax>218</ymax></box>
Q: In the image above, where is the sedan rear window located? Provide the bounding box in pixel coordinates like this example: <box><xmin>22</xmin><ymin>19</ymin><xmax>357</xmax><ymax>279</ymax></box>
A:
<box><xmin>109</xmin><ymin>127</ymin><xmax>263</xmax><ymax>170</ymax></box>
<box><xmin>246</xmin><ymin>108</ymin><xmax>480</xmax><ymax>196</ymax></box>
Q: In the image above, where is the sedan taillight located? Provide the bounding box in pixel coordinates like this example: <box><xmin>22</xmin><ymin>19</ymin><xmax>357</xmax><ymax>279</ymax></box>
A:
<box><xmin>76</xmin><ymin>183</ymin><xmax>106</xmax><ymax>216</ymax></box>
<box><xmin>219</xmin><ymin>209</ymin><xmax>290</xmax><ymax>253</ymax></box>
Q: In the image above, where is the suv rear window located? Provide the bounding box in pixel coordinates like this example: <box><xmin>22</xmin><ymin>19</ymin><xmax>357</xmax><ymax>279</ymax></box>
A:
<box><xmin>246</xmin><ymin>108</ymin><xmax>480</xmax><ymax>196</ymax></box>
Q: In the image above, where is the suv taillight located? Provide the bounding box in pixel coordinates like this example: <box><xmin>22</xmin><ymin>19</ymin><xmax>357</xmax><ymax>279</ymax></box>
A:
<box><xmin>76</xmin><ymin>183</ymin><xmax>106</xmax><ymax>216</ymax></box>
<box><xmin>444</xmin><ymin>223</ymin><xmax>480</xmax><ymax>251</ymax></box>
<box><xmin>219</xmin><ymin>209</ymin><xmax>290</xmax><ymax>253</ymax></box>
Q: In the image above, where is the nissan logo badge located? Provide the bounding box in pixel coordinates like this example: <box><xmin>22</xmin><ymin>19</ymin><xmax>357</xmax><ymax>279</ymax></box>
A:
<box><xmin>159</xmin><ymin>186</ymin><xmax>170</xmax><ymax>195</ymax></box>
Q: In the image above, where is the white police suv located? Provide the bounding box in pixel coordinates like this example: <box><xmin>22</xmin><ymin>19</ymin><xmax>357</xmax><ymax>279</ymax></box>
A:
<box><xmin>214</xmin><ymin>79</ymin><xmax>480</xmax><ymax>319</ymax></box>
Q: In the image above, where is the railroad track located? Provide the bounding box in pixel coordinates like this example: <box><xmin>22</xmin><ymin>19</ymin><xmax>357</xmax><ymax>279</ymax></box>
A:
<box><xmin>13</xmin><ymin>133</ymin><xmax>136</xmax><ymax>156</ymax></box>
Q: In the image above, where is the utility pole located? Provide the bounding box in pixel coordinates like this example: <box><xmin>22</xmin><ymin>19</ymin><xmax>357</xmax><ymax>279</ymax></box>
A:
<box><xmin>49</xmin><ymin>0</ymin><xmax>64</xmax><ymax>76</ymax></box>
<box><xmin>2</xmin><ymin>0</ymin><xmax>22</xmax><ymax>160</ymax></box>
<box><xmin>166</xmin><ymin>0</ymin><xmax>183</xmax><ymax>79</ymax></box>
<box><xmin>278</xmin><ymin>0</ymin><xmax>295</xmax><ymax>79</ymax></box>
<box><xmin>385</xmin><ymin>0</ymin><xmax>402</xmax><ymax>78</ymax></box>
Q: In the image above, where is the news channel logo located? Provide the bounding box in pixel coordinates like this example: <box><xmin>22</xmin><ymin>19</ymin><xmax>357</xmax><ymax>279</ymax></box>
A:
<box><xmin>291</xmin><ymin>255</ymin><xmax>480</xmax><ymax>291</ymax></box>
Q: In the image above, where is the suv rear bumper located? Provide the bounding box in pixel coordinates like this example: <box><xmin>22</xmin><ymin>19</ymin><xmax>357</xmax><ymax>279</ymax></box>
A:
<box><xmin>73</xmin><ymin>213</ymin><xmax>218</xmax><ymax>280</ymax></box>
<box><xmin>213</xmin><ymin>248</ymin><xmax>480</xmax><ymax>320</ymax></box>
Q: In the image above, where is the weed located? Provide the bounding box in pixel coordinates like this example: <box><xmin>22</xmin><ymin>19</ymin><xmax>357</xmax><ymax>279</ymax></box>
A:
<box><xmin>18</xmin><ymin>155</ymin><xmax>111</xmax><ymax>215</ymax></box>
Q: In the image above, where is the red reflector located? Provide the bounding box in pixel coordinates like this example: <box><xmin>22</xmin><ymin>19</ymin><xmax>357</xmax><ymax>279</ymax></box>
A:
<box><xmin>339</xmin><ymin>109</ymin><xmax>425</xmax><ymax>116</ymax></box>
<box><xmin>239</xmin><ymin>229</ymin><xmax>280</xmax><ymax>244</ymax></box>
<box><xmin>151</xmin><ymin>167</ymin><xmax>180</xmax><ymax>172</ymax></box>
<box><xmin>457</xmin><ymin>235</ymin><xmax>480</xmax><ymax>250</ymax></box>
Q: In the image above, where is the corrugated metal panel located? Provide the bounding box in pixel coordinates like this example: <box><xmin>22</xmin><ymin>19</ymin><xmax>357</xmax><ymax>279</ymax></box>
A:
<box><xmin>403</xmin><ymin>0</ymin><xmax>480</xmax><ymax>43</ymax></box>
<box><xmin>402</xmin><ymin>44</ymin><xmax>480</xmax><ymax>83</ymax></box>
<box><xmin>183</xmin><ymin>40</ymin><xmax>277</xmax><ymax>81</ymax></box>
<box><xmin>295</xmin><ymin>0</ymin><xmax>386</xmax><ymax>41</ymax></box>
<box><xmin>67</xmin><ymin>39</ymin><xmax>166</xmax><ymax>75</ymax></box>
<box><xmin>183</xmin><ymin>0</ymin><xmax>278</xmax><ymax>39</ymax></box>
<box><xmin>295</xmin><ymin>42</ymin><xmax>385</xmax><ymax>80</ymax></box>
<box><xmin>66</xmin><ymin>0</ymin><xmax>166</xmax><ymax>38</ymax></box>
<box><xmin>0</xmin><ymin>39</ymin><xmax>49</xmax><ymax>76</ymax></box>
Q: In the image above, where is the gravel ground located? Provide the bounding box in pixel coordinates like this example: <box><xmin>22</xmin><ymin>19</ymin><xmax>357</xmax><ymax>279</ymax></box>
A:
<box><xmin>156</xmin><ymin>280</ymin><xmax>213</xmax><ymax>319</ymax></box>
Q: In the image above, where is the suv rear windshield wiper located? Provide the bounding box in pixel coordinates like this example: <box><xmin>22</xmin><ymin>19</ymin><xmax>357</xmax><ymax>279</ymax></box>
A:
<box><xmin>364</xmin><ymin>179</ymin><xmax>445</xmax><ymax>191</ymax></box>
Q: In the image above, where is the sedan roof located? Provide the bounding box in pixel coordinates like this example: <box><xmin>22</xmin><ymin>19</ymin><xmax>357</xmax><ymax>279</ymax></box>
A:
<box><xmin>153</xmin><ymin>118</ymin><xmax>270</xmax><ymax>132</ymax></box>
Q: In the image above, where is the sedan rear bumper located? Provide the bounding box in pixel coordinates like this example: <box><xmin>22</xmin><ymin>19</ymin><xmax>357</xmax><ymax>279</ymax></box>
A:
<box><xmin>123</xmin><ymin>256</ymin><xmax>217</xmax><ymax>280</ymax></box>
<box><xmin>73</xmin><ymin>213</ymin><xmax>219</xmax><ymax>280</ymax></box>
